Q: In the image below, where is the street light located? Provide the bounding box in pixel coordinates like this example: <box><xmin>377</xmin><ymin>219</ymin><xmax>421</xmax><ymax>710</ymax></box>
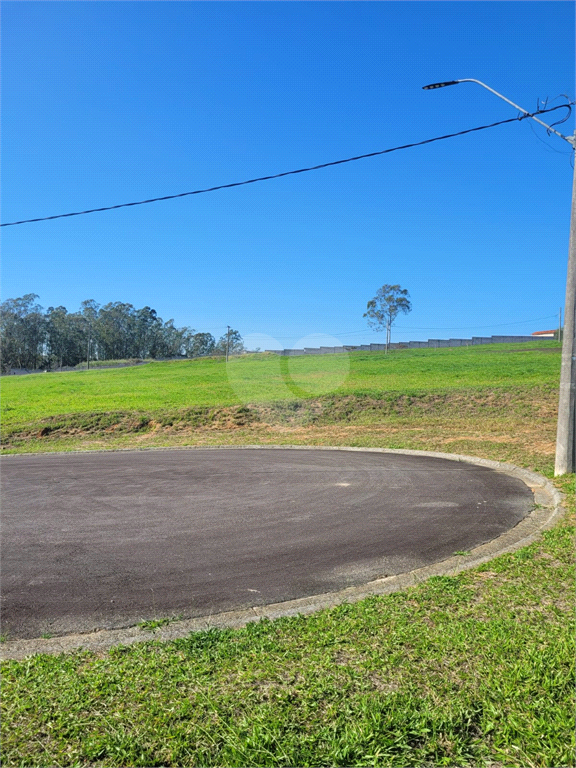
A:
<box><xmin>423</xmin><ymin>79</ymin><xmax>576</xmax><ymax>475</ymax></box>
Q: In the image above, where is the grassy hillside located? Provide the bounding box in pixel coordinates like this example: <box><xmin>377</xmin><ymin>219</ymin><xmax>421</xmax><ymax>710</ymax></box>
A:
<box><xmin>0</xmin><ymin>342</ymin><xmax>562</xmax><ymax>468</ymax></box>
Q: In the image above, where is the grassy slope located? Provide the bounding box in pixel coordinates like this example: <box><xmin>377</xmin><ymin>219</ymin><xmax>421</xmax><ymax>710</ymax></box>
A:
<box><xmin>1</xmin><ymin>340</ymin><xmax>574</xmax><ymax>767</ymax></box>
<box><xmin>0</xmin><ymin>343</ymin><xmax>562</xmax><ymax>469</ymax></box>
<box><xmin>1</xmin><ymin>342</ymin><xmax>560</xmax><ymax>427</ymax></box>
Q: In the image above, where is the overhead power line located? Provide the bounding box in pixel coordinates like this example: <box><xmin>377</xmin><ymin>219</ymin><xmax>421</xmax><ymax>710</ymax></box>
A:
<box><xmin>393</xmin><ymin>314</ymin><xmax>561</xmax><ymax>332</ymax></box>
<box><xmin>1</xmin><ymin>104</ymin><xmax>571</xmax><ymax>228</ymax></box>
<box><xmin>254</xmin><ymin>314</ymin><xmax>560</xmax><ymax>341</ymax></box>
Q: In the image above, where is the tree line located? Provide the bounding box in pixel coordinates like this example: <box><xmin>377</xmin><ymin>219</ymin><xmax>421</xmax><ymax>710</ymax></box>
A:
<box><xmin>0</xmin><ymin>294</ymin><xmax>244</xmax><ymax>372</ymax></box>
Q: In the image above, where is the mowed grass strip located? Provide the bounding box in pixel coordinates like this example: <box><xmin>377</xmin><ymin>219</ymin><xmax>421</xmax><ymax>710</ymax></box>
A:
<box><xmin>1</xmin><ymin>339</ymin><xmax>573</xmax><ymax>767</ymax></box>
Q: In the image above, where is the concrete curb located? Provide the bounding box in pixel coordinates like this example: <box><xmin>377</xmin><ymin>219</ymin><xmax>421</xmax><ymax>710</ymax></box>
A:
<box><xmin>0</xmin><ymin>446</ymin><xmax>566</xmax><ymax>661</ymax></box>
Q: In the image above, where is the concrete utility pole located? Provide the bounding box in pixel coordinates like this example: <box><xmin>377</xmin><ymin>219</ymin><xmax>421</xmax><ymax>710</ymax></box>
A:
<box><xmin>423</xmin><ymin>80</ymin><xmax>576</xmax><ymax>475</ymax></box>
<box><xmin>226</xmin><ymin>325</ymin><xmax>231</xmax><ymax>363</ymax></box>
<box><xmin>557</xmin><ymin>158</ymin><xmax>576</xmax><ymax>474</ymax></box>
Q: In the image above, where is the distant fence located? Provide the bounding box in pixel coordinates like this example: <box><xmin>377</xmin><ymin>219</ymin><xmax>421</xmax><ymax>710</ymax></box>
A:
<box><xmin>265</xmin><ymin>335</ymin><xmax>537</xmax><ymax>356</ymax></box>
<box><xmin>2</xmin><ymin>336</ymin><xmax>547</xmax><ymax>375</ymax></box>
<box><xmin>2</xmin><ymin>360</ymin><xmax>150</xmax><ymax>376</ymax></box>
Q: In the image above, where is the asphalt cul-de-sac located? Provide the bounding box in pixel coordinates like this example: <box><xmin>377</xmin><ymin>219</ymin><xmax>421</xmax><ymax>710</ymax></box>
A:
<box><xmin>1</xmin><ymin>446</ymin><xmax>535</xmax><ymax>640</ymax></box>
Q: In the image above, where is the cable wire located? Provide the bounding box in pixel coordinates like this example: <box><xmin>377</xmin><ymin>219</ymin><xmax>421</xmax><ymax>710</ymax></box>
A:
<box><xmin>258</xmin><ymin>314</ymin><xmax>560</xmax><ymax>340</ymax></box>
<box><xmin>394</xmin><ymin>314</ymin><xmax>560</xmax><ymax>332</ymax></box>
<box><xmin>2</xmin><ymin>104</ymin><xmax>572</xmax><ymax>228</ymax></box>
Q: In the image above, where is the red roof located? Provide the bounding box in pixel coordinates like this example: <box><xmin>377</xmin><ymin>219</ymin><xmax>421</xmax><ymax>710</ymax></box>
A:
<box><xmin>532</xmin><ymin>330</ymin><xmax>556</xmax><ymax>336</ymax></box>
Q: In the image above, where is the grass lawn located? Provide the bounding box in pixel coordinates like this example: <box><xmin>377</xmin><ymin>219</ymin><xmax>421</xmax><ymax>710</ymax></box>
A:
<box><xmin>1</xmin><ymin>340</ymin><xmax>574</xmax><ymax>767</ymax></box>
<box><xmin>0</xmin><ymin>341</ymin><xmax>561</xmax><ymax>428</ymax></box>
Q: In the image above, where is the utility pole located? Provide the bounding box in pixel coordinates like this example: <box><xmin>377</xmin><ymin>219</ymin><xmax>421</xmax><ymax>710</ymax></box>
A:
<box><xmin>555</xmin><ymin>149</ymin><xmax>576</xmax><ymax>474</ymax></box>
<box><xmin>559</xmin><ymin>307</ymin><xmax>562</xmax><ymax>344</ymax></box>
<box><xmin>423</xmin><ymin>81</ymin><xmax>576</xmax><ymax>474</ymax></box>
<box><xmin>226</xmin><ymin>325</ymin><xmax>231</xmax><ymax>363</ymax></box>
<box><xmin>87</xmin><ymin>325</ymin><xmax>91</xmax><ymax>370</ymax></box>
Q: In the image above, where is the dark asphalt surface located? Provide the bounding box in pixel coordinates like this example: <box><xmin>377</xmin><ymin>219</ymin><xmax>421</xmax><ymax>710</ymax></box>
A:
<box><xmin>1</xmin><ymin>448</ymin><xmax>534</xmax><ymax>639</ymax></box>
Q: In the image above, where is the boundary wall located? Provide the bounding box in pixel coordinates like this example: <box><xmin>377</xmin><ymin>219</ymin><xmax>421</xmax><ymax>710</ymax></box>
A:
<box><xmin>266</xmin><ymin>335</ymin><xmax>536</xmax><ymax>356</ymax></box>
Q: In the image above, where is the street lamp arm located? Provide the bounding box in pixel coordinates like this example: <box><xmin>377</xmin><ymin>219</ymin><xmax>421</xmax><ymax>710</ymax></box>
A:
<box><xmin>423</xmin><ymin>78</ymin><xmax>576</xmax><ymax>146</ymax></box>
<box><xmin>456</xmin><ymin>79</ymin><xmax>575</xmax><ymax>145</ymax></box>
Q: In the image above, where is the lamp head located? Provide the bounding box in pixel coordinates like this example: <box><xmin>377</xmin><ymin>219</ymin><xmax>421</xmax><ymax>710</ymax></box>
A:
<box><xmin>422</xmin><ymin>81</ymin><xmax>460</xmax><ymax>90</ymax></box>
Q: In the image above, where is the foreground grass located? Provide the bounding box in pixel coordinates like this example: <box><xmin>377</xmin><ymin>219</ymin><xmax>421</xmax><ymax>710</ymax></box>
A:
<box><xmin>2</xmin><ymin>340</ymin><xmax>574</xmax><ymax>766</ymax></box>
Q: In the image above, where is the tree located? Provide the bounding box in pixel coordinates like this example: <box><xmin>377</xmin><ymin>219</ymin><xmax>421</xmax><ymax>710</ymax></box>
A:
<box><xmin>174</xmin><ymin>328</ymin><xmax>205</xmax><ymax>358</ymax></box>
<box><xmin>0</xmin><ymin>293</ymin><xmax>246</xmax><ymax>368</ymax></box>
<box><xmin>154</xmin><ymin>319</ymin><xmax>186</xmax><ymax>358</ymax></box>
<box><xmin>0</xmin><ymin>294</ymin><xmax>46</xmax><ymax>371</ymax></box>
<box><xmin>133</xmin><ymin>306</ymin><xmax>161</xmax><ymax>359</ymax></box>
<box><xmin>364</xmin><ymin>284</ymin><xmax>412</xmax><ymax>353</ymax></box>
<box><xmin>97</xmin><ymin>302</ymin><xmax>136</xmax><ymax>360</ymax></box>
<box><xmin>189</xmin><ymin>332</ymin><xmax>215</xmax><ymax>357</ymax></box>
<box><xmin>215</xmin><ymin>329</ymin><xmax>244</xmax><ymax>357</ymax></box>
<box><xmin>45</xmin><ymin>308</ymin><xmax>88</xmax><ymax>369</ymax></box>
<box><xmin>80</xmin><ymin>299</ymin><xmax>100</xmax><ymax>366</ymax></box>
<box><xmin>46</xmin><ymin>306</ymin><xmax>70</xmax><ymax>370</ymax></box>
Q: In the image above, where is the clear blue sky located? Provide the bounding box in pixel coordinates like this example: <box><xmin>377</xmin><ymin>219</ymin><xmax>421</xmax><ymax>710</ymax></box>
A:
<box><xmin>2</xmin><ymin>1</ymin><xmax>574</xmax><ymax>350</ymax></box>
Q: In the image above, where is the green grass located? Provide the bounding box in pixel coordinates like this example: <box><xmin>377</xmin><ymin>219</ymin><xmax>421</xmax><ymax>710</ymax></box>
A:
<box><xmin>138</xmin><ymin>616</ymin><xmax>183</xmax><ymax>632</ymax></box>
<box><xmin>1</xmin><ymin>339</ymin><xmax>574</xmax><ymax>767</ymax></box>
<box><xmin>1</xmin><ymin>342</ymin><xmax>561</xmax><ymax>431</ymax></box>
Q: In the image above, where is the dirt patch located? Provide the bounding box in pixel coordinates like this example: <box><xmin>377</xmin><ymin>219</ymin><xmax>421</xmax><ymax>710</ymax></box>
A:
<box><xmin>1</xmin><ymin>405</ymin><xmax>261</xmax><ymax>449</ymax></box>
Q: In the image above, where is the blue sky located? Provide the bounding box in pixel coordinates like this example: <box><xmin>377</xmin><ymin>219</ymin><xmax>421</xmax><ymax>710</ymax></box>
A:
<box><xmin>2</xmin><ymin>1</ymin><xmax>574</xmax><ymax>350</ymax></box>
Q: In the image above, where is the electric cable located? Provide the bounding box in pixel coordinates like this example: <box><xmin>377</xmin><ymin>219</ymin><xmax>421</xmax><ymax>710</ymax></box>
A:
<box><xmin>257</xmin><ymin>314</ymin><xmax>560</xmax><ymax>340</ymax></box>
<box><xmin>2</xmin><ymin>104</ymin><xmax>571</xmax><ymax>228</ymax></box>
